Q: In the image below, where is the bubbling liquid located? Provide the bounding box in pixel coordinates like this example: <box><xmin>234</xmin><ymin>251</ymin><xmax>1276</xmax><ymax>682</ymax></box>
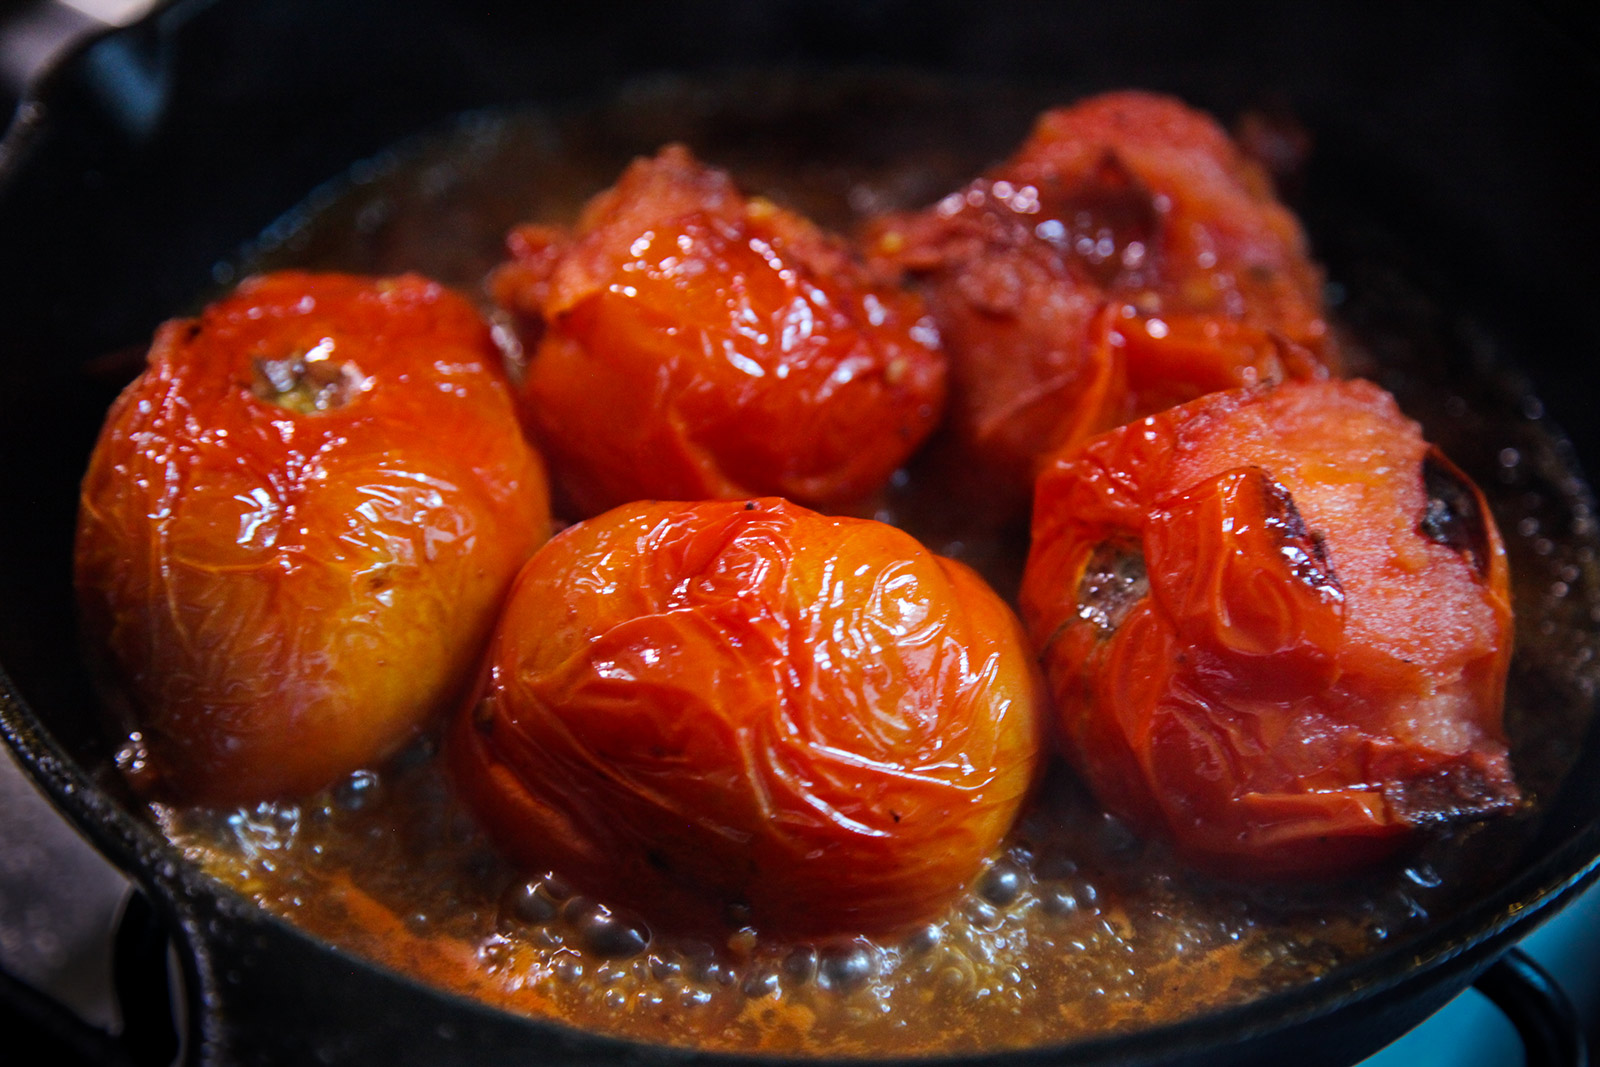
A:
<box><xmin>151</xmin><ymin>74</ymin><xmax>1600</xmax><ymax>1056</ymax></box>
<box><xmin>159</xmin><ymin>759</ymin><xmax>1418</xmax><ymax>1054</ymax></box>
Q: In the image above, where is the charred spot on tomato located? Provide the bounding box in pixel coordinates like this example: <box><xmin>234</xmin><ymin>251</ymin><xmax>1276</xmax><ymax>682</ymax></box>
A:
<box><xmin>1384</xmin><ymin>759</ymin><xmax>1521</xmax><ymax>826</ymax></box>
<box><xmin>1419</xmin><ymin>447</ymin><xmax>1492</xmax><ymax>578</ymax></box>
<box><xmin>1259</xmin><ymin>474</ymin><xmax>1342</xmax><ymax>603</ymax></box>
<box><xmin>472</xmin><ymin>699</ymin><xmax>496</xmax><ymax>732</ymax></box>
<box><xmin>364</xmin><ymin>564</ymin><xmax>397</xmax><ymax>595</ymax></box>
<box><xmin>250</xmin><ymin>348</ymin><xmax>368</xmax><ymax>414</ymax></box>
<box><xmin>1032</xmin><ymin>151</ymin><xmax>1161</xmax><ymax>290</ymax></box>
<box><xmin>1076</xmin><ymin>539</ymin><xmax>1148</xmax><ymax>634</ymax></box>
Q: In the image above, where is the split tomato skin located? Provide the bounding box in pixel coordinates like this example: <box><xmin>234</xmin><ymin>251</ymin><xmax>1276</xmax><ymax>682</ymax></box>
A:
<box><xmin>870</xmin><ymin>92</ymin><xmax>1333</xmax><ymax>506</ymax></box>
<box><xmin>1020</xmin><ymin>379</ymin><xmax>1515</xmax><ymax>877</ymax></box>
<box><xmin>491</xmin><ymin>145</ymin><xmax>947</xmax><ymax>518</ymax></box>
<box><xmin>76</xmin><ymin>272</ymin><xmax>551</xmax><ymax>804</ymax></box>
<box><xmin>450</xmin><ymin>497</ymin><xmax>1044</xmax><ymax>938</ymax></box>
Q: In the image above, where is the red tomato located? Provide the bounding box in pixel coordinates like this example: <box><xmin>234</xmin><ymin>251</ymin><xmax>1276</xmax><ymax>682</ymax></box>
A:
<box><xmin>491</xmin><ymin>145</ymin><xmax>946</xmax><ymax>518</ymax></box>
<box><xmin>76</xmin><ymin>272</ymin><xmax>551</xmax><ymax>803</ymax></box>
<box><xmin>450</xmin><ymin>497</ymin><xmax>1043</xmax><ymax>937</ymax></box>
<box><xmin>871</xmin><ymin>92</ymin><xmax>1333</xmax><ymax>507</ymax></box>
<box><xmin>1019</xmin><ymin>380</ymin><xmax>1515</xmax><ymax>877</ymax></box>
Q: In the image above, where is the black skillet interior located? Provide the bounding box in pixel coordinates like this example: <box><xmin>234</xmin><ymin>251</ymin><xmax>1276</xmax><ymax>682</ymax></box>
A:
<box><xmin>2</xmin><ymin>1</ymin><xmax>1600</xmax><ymax>1065</ymax></box>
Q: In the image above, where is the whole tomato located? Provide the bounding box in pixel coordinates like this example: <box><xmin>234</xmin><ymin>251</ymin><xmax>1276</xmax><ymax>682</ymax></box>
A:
<box><xmin>870</xmin><ymin>92</ymin><xmax>1332</xmax><ymax>508</ymax></box>
<box><xmin>1020</xmin><ymin>379</ymin><xmax>1515</xmax><ymax>877</ymax></box>
<box><xmin>450</xmin><ymin>497</ymin><xmax>1043</xmax><ymax>937</ymax></box>
<box><xmin>491</xmin><ymin>145</ymin><xmax>946</xmax><ymax>518</ymax></box>
<box><xmin>76</xmin><ymin>272</ymin><xmax>551</xmax><ymax>804</ymax></box>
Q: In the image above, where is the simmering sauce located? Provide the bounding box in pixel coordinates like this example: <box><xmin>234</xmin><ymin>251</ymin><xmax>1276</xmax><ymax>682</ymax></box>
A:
<box><xmin>143</xmin><ymin>74</ymin><xmax>1600</xmax><ymax>1055</ymax></box>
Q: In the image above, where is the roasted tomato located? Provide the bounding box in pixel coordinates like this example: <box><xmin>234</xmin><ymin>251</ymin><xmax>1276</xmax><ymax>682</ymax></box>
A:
<box><xmin>491</xmin><ymin>145</ymin><xmax>946</xmax><ymax>518</ymax></box>
<box><xmin>1019</xmin><ymin>379</ymin><xmax>1515</xmax><ymax>877</ymax></box>
<box><xmin>450</xmin><ymin>497</ymin><xmax>1043</xmax><ymax>937</ymax></box>
<box><xmin>870</xmin><ymin>91</ymin><xmax>1332</xmax><ymax>506</ymax></box>
<box><xmin>76</xmin><ymin>272</ymin><xmax>551</xmax><ymax>804</ymax></box>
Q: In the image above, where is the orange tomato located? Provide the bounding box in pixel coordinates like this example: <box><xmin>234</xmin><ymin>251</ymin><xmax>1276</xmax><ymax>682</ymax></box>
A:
<box><xmin>1020</xmin><ymin>379</ymin><xmax>1515</xmax><ymax>877</ymax></box>
<box><xmin>871</xmin><ymin>91</ymin><xmax>1333</xmax><ymax>507</ymax></box>
<box><xmin>76</xmin><ymin>272</ymin><xmax>551</xmax><ymax>803</ymax></box>
<box><xmin>492</xmin><ymin>145</ymin><xmax>946</xmax><ymax>518</ymax></box>
<box><xmin>450</xmin><ymin>497</ymin><xmax>1043</xmax><ymax>937</ymax></box>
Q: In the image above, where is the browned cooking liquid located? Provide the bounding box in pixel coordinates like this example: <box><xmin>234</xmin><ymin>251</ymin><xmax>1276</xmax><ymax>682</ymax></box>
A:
<box><xmin>149</xmin><ymin>74</ymin><xmax>1600</xmax><ymax>1056</ymax></box>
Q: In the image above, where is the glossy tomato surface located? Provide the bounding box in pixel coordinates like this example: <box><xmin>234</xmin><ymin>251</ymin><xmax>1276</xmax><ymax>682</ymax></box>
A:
<box><xmin>1020</xmin><ymin>379</ymin><xmax>1515</xmax><ymax>877</ymax></box>
<box><xmin>491</xmin><ymin>145</ymin><xmax>946</xmax><ymax>518</ymax></box>
<box><xmin>76</xmin><ymin>272</ymin><xmax>551</xmax><ymax>803</ymax></box>
<box><xmin>451</xmin><ymin>497</ymin><xmax>1043</xmax><ymax>938</ymax></box>
<box><xmin>871</xmin><ymin>91</ymin><xmax>1332</xmax><ymax>507</ymax></box>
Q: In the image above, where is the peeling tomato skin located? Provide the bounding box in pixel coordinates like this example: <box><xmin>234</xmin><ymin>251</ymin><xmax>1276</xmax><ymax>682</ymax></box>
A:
<box><xmin>76</xmin><ymin>272</ymin><xmax>552</xmax><ymax>804</ymax></box>
<box><xmin>451</xmin><ymin>497</ymin><xmax>1043</xmax><ymax>938</ymax></box>
<box><xmin>1021</xmin><ymin>380</ymin><xmax>1514</xmax><ymax>878</ymax></box>
<box><xmin>871</xmin><ymin>92</ymin><xmax>1333</xmax><ymax>506</ymax></box>
<box><xmin>492</xmin><ymin>145</ymin><xmax>947</xmax><ymax>519</ymax></box>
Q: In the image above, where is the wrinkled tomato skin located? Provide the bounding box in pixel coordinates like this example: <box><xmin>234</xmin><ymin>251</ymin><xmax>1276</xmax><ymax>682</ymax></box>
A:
<box><xmin>1020</xmin><ymin>380</ymin><xmax>1515</xmax><ymax>878</ymax></box>
<box><xmin>450</xmin><ymin>497</ymin><xmax>1043</xmax><ymax>938</ymax></box>
<box><xmin>491</xmin><ymin>145</ymin><xmax>946</xmax><ymax>519</ymax></box>
<box><xmin>76</xmin><ymin>272</ymin><xmax>552</xmax><ymax>804</ymax></box>
<box><xmin>871</xmin><ymin>92</ymin><xmax>1333</xmax><ymax>507</ymax></box>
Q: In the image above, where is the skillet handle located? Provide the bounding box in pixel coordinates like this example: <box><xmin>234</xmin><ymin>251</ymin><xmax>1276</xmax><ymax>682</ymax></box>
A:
<box><xmin>1473</xmin><ymin>947</ymin><xmax>1589</xmax><ymax>1067</ymax></box>
<box><xmin>0</xmin><ymin>954</ymin><xmax>129</xmax><ymax>1066</ymax></box>
<box><xmin>0</xmin><ymin>0</ymin><xmax>158</xmax><ymax>101</ymax></box>
<box><xmin>112</xmin><ymin>889</ymin><xmax>181</xmax><ymax>1066</ymax></box>
<box><xmin>0</xmin><ymin>888</ymin><xmax>177</xmax><ymax>1067</ymax></box>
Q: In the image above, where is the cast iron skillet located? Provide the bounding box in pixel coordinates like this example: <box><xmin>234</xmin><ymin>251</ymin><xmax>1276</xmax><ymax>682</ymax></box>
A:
<box><xmin>3</xmin><ymin>1</ymin><xmax>1600</xmax><ymax>1064</ymax></box>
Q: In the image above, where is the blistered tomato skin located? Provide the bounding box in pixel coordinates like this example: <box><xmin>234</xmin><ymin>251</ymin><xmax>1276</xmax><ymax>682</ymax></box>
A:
<box><xmin>451</xmin><ymin>497</ymin><xmax>1043</xmax><ymax>938</ymax></box>
<box><xmin>76</xmin><ymin>272</ymin><xmax>552</xmax><ymax>804</ymax></box>
<box><xmin>871</xmin><ymin>92</ymin><xmax>1332</xmax><ymax>505</ymax></box>
<box><xmin>491</xmin><ymin>145</ymin><xmax>946</xmax><ymax>518</ymax></box>
<box><xmin>1020</xmin><ymin>380</ymin><xmax>1515</xmax><ymax>878</ymax></box>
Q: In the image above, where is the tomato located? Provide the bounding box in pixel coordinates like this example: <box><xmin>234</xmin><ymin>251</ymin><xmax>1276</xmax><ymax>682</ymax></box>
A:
<box><xmin>491</xmin><ymin>145</ymin><xmax>946</xmax><ymax>518</ymax></box>
<box><xmin>76</xmin><ymin>272</ymin><xmax>551</xmax><ymax>803</ymax></box>
<box><xmin>450</xmin><ymin>497</ymin><xmax>1043</xmax><ymax>937</ymax></box>
<box><xmin>870</xmin><ymin>91</ymin><xmax>1333</xmax><ymax>507</ymax></box>
<box><xmin>1019</xmin><ymin>379</ymin><xmax>1515</xmax><ymax>877</ymax></box>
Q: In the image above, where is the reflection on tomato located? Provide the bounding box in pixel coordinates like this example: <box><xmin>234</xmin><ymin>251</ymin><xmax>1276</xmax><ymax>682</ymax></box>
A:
<box><xmin>76</xmin><ymin>272</ymin><xmax>551</xmax><ymax>803</ymax></box>
<box><xmin>871</xmin><ymin>91</ymin><xmax>1333</xmax><ymax>506</ymax></box>
<box><xmin>1019</xmin><ymin>380</ymin><xmax>1516</xmax><ymax>877</ymax></box>
<box><xmin>491</xmin><ymin>145</ymin><xmax>946</xmax><ymax>519</ymax></box>
<box><xmin>450</xmin><ymin>497</ymin><xmax>1043</xmax><ymax>937</ymax></box>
